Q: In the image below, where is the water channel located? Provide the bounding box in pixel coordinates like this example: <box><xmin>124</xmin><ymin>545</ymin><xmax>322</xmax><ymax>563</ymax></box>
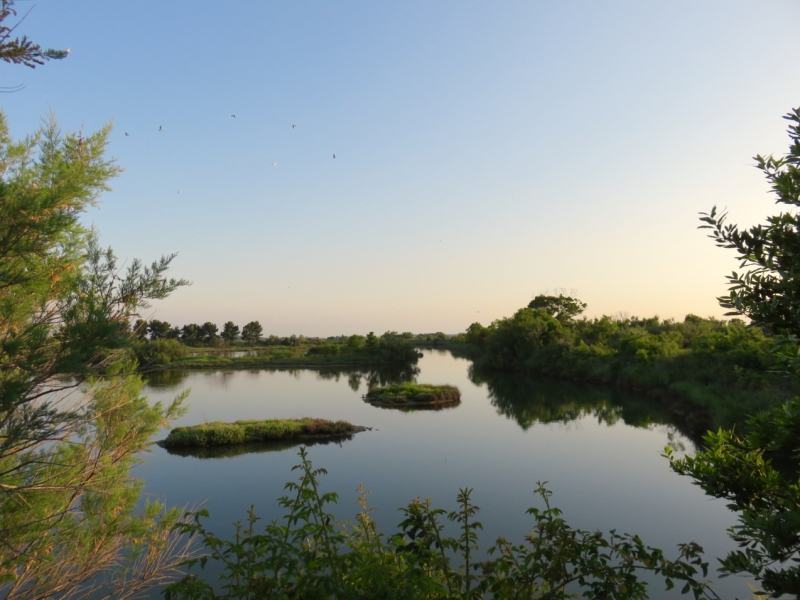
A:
<box><xmin>138</xmin><ymin>350</ymin><xmax>752</xmax><ymax>598</ymax></box>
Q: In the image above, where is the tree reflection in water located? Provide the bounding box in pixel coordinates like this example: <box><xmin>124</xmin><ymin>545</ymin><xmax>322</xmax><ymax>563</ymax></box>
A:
<box><xmin>469</xmin><ymin>366</ymin><xmax>700</xmax><ymax>448</ymax></box>
<box><xmin>143</xmin><ymin>364</ymin><xmax>419</xmax><ymax>393</ymax></box>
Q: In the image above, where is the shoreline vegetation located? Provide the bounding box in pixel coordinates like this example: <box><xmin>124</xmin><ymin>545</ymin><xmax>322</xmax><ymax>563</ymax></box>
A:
<box><xmin>133</xmin><ymin>308</ymin><xmax>795</xmax><ymax>431</ymax></box>
<box><xmin>450</xmin><ymin>295</ymin><xmax>798</xmax><ymax>430</ymax></box>
<box><xmin>133</xmin><ymin>331</ymin><xmax>424</xmax><ymax>371</ymax></box>
<box><xmin>159</xmin><ymin>418</ymin><xmax>368</xmax><ymax>448</ymax></box>
<box><xmin>363</xmin><ymin>383</ymin><xmax>461</xmax><ymax>407</ymax></box>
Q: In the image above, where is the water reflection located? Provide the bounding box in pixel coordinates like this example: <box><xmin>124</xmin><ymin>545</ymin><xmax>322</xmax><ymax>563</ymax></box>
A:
<box><xmin>469</xmin><ymin>367</ymin><xmax>699</xmax><ymax>446</ymax></box>
<box><xmin>144</xmin><ymin>363</ymin><xmax>419</xmax><ymax>393</ymax></box>
<box><xmin>161</xmin><ymin>436</ymin><xmax>356</xmax><ymax>459</ymax></box>
<box><xmin>362</xmin><ymin>399</ymin><xmax>461</xmax><ymax>412</ymax></box>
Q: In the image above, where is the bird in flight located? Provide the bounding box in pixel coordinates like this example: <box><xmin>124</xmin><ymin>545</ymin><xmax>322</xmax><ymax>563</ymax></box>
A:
<box><xmin>292</xmin><ymin>124</ymin><xmax>296</xmax><ymax>129</ymax></box>
<box><xmin>333</xmin><ymin>153</ymin><xmax>336</xmax><ymax>159</ymax></box>
<box><xmin>231</xmin><ymin>114</ymin><xmax>236</xmax><ymax>118</ymax></box>
<box><xmin>125</xmin><ymin>132</ymin><xmax>130</xmax><ymax>136</ymax></box>
<box><xmin>158</xmin><ymin>126</ymin><xmax>162</xmax><ymax>132</ymax></box>
<box><xmin>272</xmin><ymin>162</ymin><xmax>278</xmax><ymax>167</ymax></box>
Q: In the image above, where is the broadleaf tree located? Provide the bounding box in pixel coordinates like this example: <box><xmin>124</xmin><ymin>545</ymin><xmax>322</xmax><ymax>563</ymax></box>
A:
<box><xmin>668</xmin><ymin>106</ymin><xmax>800</xmax><ymax>598</ymax></box>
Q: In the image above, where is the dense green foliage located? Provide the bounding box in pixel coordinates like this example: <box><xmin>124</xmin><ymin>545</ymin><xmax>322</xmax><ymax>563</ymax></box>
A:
<box><xmin>165</xmin><ymin>449</ymin><xmax>717</xmax><ymax>600</ymax></box>
<box><xmin>699</xmin><ymin>108</ymin><xmax>800</xmax><ymax>339</ymax></box>
<box><xmin>465</xmin><ymin>301</ymin><xmax>789</xmax><ymax>428</ymax></box>
<box><xmin>241</xmin><ymin>321</ymin><xmax>264</xmax><ymax>344</ymax></box>
<box><xmin>137</xmin><ymin>330</ymin><xmax>422</xmax><ymax>370</ymax></box>
<box><xmin>527</xmin><ymin>294</ymin><xmax>587</xmax><ymax>322</ymax></box>
<box><xmin>0</xmin><ymin>114</ymin><xmax>191</xmax><ymax>596</ymax></box>
<box><xmin>221</xmin><ymin>321</ymin><xmax>240</xmax><ymax>343</ymax></box>
<box><xmin>162</xmin><ymin>418</ymin><xmax>361</xmax><ymax>448</ymax></box>
<box><xmin>364</xmin><ymin>383</ymin><xmax>461</xmax><ymax>405</ymax></box>
<box><xmin>666</xmin><ymin>105</ymin><xmax>800</xmax><ymax>598</ymax></box>
<box><xmin>667</xmin><ymin>398</ymin><xmax>800</xmax><ymax>598</ymax></box>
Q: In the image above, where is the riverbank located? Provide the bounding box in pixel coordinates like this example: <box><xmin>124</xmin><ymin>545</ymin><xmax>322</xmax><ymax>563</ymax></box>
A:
<box><xmin>135</xmin><ymin>336</ymin><xmax>422</xmax><ymax>371</ymax></box>
<box><xmin>461</xmin><ymin>309</ymin><xmax>798</xmax><ymax>429</ymax></box>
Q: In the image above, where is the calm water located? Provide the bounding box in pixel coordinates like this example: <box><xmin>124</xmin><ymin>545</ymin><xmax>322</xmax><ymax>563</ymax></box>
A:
<box><xmin>137</xmin><ymin>350</ymin><xmax>751</xmax><ymax>598</ymax></box>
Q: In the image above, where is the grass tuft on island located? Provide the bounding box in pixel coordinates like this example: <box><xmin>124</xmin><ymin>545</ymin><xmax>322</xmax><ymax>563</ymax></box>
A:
<box><xmin>364</xmin><ymin>383</ymin><xmax>460</xmax><ymax>406</ymax></box>
<box><xmin>159</xmin><ymin>418</ymin><xmax>366</xmax><ymax>448</ymax></box>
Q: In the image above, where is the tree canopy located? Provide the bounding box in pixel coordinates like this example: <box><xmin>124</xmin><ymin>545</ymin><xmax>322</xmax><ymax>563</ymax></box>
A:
<box><xmin>669</xmin><ymin>105</ymin><xmax>800</xmax><ymax>598</ymax></box>
<box><xmin>0</xmin><ymin>112</ymin><xmax>192</xmax><ymax>597</ymax></box>
<box><xmin>241</xmin><ymin>320</ymin><xmax>263</xmax><ymax>344</ymax></box>
<box><xmin>700</xmin><ymin>107</ymin><xmax>800</xmax><ymax>336</ymax></box>
<box><xmin>527</xmin><ymin>294</ymin><xmax>587</xmax><ymax>322</ymax></box>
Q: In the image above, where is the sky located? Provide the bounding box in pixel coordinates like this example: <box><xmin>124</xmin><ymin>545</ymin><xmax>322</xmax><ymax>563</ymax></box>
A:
<box><xmin>3</xmin><ymin>1</ymin><xmax>800</xmax><ymax>336</ymax></box>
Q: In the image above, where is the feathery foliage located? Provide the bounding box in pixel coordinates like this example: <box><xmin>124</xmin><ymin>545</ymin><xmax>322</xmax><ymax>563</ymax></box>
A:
<box><xmin>0</xmin><ymin>112</ymin><xmax>193</xmax><ymax>598</ymax></box>
<box><xmin>0</xmin><ymin>1</ymin><xmax>68</xmax><ymax>70</ymax></box>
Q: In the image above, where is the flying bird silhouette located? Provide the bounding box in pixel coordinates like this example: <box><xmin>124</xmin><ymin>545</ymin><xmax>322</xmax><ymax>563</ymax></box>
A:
<box><xmin>231</xmin><ymin>114</ymin><xmax>236</xmax><ymax>118</ymax></box>
<box><xmin>333</xmin><ymin>153</ymin><xmax>336</xmax><ymax>159</ymax></box>
<box><xmin>292</xmin><ymin>124</ymin><xmax>296</xmax><ymax>129</ymax></box>
<box><xmin>158</xmin><ymin>126</ymin><xmax>162</xmax><ymax>132</ymax></box>
<box><xmin>125</xmin><ymin>132</ymin><xmax>129</xmax><ymax>136</ymax></box>
<box><xmin>272</xmin><ymin>162</ymin><xmax>278</xmax><ymax>167</ymax></box>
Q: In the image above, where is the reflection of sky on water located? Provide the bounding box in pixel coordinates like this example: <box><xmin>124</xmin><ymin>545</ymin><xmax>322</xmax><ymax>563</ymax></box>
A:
<box><xmin>136</xmin><ymin>350</ymin><xmax>751</xmax><ymax>598</ymax></box>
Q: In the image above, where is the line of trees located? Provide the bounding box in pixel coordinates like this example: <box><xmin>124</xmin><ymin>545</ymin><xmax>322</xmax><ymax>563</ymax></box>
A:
<box><xmin>132</xmin><ymin>319</ymin><xmax>264</xmax><ymax>345</ymax></box>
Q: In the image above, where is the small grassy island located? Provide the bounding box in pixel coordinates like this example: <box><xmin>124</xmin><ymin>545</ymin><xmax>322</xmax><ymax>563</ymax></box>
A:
<box><xmin>159</xmin><ymin>418</ymin><xmax>367</xmax><ymax>448</ymax></box>
<box><xmin>363</xmin><ymin>383</ymin><xmax>461</xmax><ymax>407</ymax></box>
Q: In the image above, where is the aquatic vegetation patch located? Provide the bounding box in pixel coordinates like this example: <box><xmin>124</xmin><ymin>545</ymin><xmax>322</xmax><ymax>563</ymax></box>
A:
<box><xmin>160</xmin><ymin>418</ymin><xmax>365</xmax><ymax>448</ymax></box>
<box><xmin>364</xmin><ymin>383</ymin><xmax>460</xmax><ymax>406</ymax></box>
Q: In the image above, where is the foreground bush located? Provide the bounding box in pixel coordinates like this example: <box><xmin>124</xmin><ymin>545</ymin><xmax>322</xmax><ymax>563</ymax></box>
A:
<box><xmin>164</xmin><ymin>448</ymin><xmax>718</xmax><ymax>600</ymax></box>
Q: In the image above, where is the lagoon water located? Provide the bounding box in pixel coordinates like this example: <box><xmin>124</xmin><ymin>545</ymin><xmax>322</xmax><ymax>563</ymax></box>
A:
<box><xmin>138</xmin><ymin>350</ymin><xmax>751</xmax><ymax>598</ymax></box>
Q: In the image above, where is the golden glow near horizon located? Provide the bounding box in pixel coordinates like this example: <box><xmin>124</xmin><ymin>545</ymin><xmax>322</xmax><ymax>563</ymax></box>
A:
<box><xmin>7</xmin><ymin>2</ymin><xmax>799</xmax><ymax>336</ymax></box>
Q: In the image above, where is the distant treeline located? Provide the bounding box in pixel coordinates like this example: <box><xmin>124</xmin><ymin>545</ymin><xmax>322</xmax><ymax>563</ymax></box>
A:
<box><xmin>131</xmin><ymin>324</ymin><xmax>424</xmax><ymax>370</ymax></box>
<box><xmin>458</xmin><ymin>294</ymin><xmax>795</xmax><ymax>428</ymax></box>
<box><xmin>132</xmin><ymin>318</ymin><xmax>450</xmax><ymax>347</ymax></box>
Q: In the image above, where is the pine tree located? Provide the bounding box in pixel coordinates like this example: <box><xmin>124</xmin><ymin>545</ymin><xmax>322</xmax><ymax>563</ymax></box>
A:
<box><xmin>0</xmin><ymin>112</ymin><xmax>194</xmax><ymax>598</ymax></box>
<box><xmin>0</xmin><ymin>0</ymin><xmax>69</xmax><ymax>69</ymax></box>
<box><xmin>221</xmin><ymin>321</ymin><xmax>240</xmax><ymax>344</ymax></box>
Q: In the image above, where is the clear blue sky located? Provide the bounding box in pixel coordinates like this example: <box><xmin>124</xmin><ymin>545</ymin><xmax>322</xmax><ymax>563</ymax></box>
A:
<box><xmin>4</xmin><ymin>1</ymin><xmax>800</xmax><ymax>335</ymax></box>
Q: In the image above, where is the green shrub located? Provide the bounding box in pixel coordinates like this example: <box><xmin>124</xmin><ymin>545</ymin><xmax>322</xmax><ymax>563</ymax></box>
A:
<box><xmin>165</xmin><ymin>449</ymin><xmax>717</xmax><ymax>600</ymax></box>
<box><xmin>134</xmin><ymin>338</ymin><xmax>188</xmax><ymax>366</ymax></box>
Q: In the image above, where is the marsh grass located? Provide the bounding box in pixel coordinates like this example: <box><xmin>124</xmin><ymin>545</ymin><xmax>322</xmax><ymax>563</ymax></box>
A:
<box><xmin>159</xmin><ymin>347</ymin><xmax>417</xmax><ymax>370</ymax></box>
<box><xmin>161</xmin><ymin>418</ymin><xmax>362</xmax><ymax>448</ymax></box>
<box><xmin>364</xmin><ymin>383</ymin><xmax>461</xmax><ymax>405</ymax></box>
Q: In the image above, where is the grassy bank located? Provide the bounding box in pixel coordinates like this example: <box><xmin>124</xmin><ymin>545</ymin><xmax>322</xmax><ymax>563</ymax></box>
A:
<box><xmin>364</xmin><ymin>383</ymin><xmax>461</xmax><ymax>406</ymax></box>
<box><xmin>160</xmin><ymin>418</ymin><xmax>366</xmax><ymax>448</ymax></box>
<box><xmin>135</xmin><ymin>335</ymin><xmax>422</xmax><ymax>371</ymax></box>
